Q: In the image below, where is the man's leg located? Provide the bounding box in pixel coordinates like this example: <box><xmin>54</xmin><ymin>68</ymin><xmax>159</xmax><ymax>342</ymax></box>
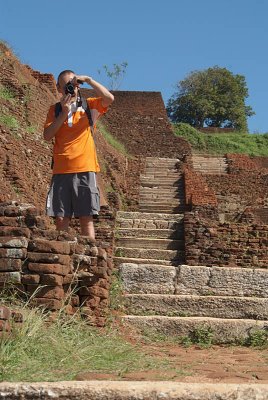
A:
<box><xmin>79</xmin><ymin>216</ymin><xmax>95</xmax><ymax>239</ymax></box>
<box><xmin>56</xmin><ymin>216</ymin><xmax>71</xmax><ymax>232</ymax></box>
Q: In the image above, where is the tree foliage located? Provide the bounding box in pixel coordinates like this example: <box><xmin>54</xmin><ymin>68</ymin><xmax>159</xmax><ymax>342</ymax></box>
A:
<box><xmin>97</xmin><ymin>61</ymin><xmax>128</xmax><ymax>90</ymax></box>
<box><xmin>166</xmin><ymin>66</ymin><xmax>254</xmax><ymax>131</ymax></box>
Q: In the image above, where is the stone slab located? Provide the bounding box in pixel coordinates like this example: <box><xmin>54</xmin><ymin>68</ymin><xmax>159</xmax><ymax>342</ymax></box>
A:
<box><xmin>176</xmin><ymin>265</ymin><xmax>268</xmax><ymax>297</ymax></box>
<box><xmin>119</xmin><ymin>263</ymin><xmax>176</xmax><ymax>294</ymax></box>
<box><xmin>0</xmin><ymin>381</ymin><xmax>267</xmax><ymax>399</ymax></box>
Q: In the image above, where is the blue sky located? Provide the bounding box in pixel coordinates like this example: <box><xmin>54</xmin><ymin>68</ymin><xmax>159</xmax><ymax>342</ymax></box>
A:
<box><xmin>1</xmin><ymin>0</ymin><xmax>268</xmax><ymax>133</ymax></box>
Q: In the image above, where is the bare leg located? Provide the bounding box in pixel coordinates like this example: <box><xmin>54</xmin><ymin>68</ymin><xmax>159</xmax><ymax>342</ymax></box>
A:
<box><xmin>55</xmin><ymin>216</ymin><xmax>71</xmax><ymax>232</ymax></box>
<box><xmin>79</xmin><ymin>216</ymin><xmax>95</xmax><ymax>239</ymax></box>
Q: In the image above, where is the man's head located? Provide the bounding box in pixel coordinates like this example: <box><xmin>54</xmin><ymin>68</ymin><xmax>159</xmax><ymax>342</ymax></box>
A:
<box><xmin>57</xmin><ymin>70</ymin><xmax>78</xmax><ymax>99</ymax></box>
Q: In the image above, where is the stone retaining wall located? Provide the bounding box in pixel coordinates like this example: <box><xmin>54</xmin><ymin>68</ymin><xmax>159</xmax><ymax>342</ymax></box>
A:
<box><xmin>0</xmin><ymin>201</ymin><xmax>115</xmax><ymax>326</ymax></box>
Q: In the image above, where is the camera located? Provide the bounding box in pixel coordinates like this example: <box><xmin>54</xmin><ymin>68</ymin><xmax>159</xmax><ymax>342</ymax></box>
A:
<box><xmin>65</xmin><ymin>79</ymin><xmax>83</xmax><ymax>96</ymax></box>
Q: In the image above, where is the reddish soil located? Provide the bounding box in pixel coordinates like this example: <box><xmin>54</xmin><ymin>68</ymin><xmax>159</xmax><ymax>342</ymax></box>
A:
<box><xmin>75</xmin><ymin>343</ymin><xmax>268</xmax><ymax>383</ymax></box>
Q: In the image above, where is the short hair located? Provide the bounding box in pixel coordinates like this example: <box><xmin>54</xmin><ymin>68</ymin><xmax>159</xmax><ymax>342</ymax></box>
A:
<box><xmin>57</xmin><ymin>69</ymin><xmax>75</xmax><ymax>85</ymax></box>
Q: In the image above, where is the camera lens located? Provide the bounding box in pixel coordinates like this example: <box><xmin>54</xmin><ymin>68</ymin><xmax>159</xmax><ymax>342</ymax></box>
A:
<box><xmin>65</xmin><ymin>81</ymin><xmax>75</xmax><ymax>95</ymax></box>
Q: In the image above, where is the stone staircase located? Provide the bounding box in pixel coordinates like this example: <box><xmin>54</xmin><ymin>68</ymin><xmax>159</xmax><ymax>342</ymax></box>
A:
<box><xmin>115</xmin><ymin>157</ymin><xmax>268</xmax><ymax>344</ymax></box>
<box><xmin>192</xmin><ymin>154</ymin><xmax>228</xmax><ymax>174</ymax></box>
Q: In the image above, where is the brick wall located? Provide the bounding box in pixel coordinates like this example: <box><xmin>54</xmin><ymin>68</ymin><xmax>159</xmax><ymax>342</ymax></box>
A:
<box><xmin>185</xmin><ymin>209</ymin><xmax>268</xmax><ymax>268</ymax></box>
<box><xmin>81</xmin><ymin>89</ymin><xmax>192</xmax><ymax>159</ymax></box>
<box><xmin>0</xmin><ymin>201</ymin><xmax>115</xmax><ymax>326</ymax></box>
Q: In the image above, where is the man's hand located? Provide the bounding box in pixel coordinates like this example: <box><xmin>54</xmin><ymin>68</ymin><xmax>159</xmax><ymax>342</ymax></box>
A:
<box><xmin>72</xmin><ymin>75</ymin><xmax>92</xmax><ymax>86</ymax></box>
<box><xmin>60</xmin><ymin>94</ymin><xmax>72</xmax><ymax>115</ymax></box>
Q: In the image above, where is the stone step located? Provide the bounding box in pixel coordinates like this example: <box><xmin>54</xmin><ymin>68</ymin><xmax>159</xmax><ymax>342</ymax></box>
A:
<box><xmin>116</xmin><ymin>237</ymin><xmax>184</xmax><ymax>250</ymax></box>
<box><xmin>139</xmin><ymin>199</ymin><xmax>184</xmax><ymax>205</ymax></box>
<box><xmin>141</xmin><ymin>173</ymin><xmax>182</xmax><ymax>178</ymax></box>
<box><xmin>140</xmin><ymin>187</ymin><xmax>182</xmax><ymax>194</ymax></box>
<box><xmin>139</xmin><ymin>206</ymin><xmax>187</xmax><ymax>213</ymax></box>
<box><xmin>115</xmin><ymin>248</ymin><xmax>184</xmax><ymax>261</ymax></box>
<box><xmin>116</xmin><ymin>228</ymin><xmax>184</xmax><ymax>240</ymax></box>
<box><xmin>119</xmin><ymin>263</ymin><xmax>268</xmax><ymax>297</ymax></box>
<box><xmin>139</xmin><ymin>182</ymin><xmax>183</xmax><ymax>189</ymax></box>
<box><xmin>124</xmin><ymin>294</ymin><xmax>268</xmax><ymax>320</ymax></box>
<box><xmin>116</xmin><ymin>211</ymin><xmax>184</xmax><ymax>221</ymax></box>
<box><xmin>113</xmin><ymin>257</ymin><xmax>177</xmax><ymax>267</ymax></box>
<box><xmin>116</xmin><ymin>218</ymin><xmax>183</xmax><ymax>230</ymax></box>
<box><xmin>139</xmin><ymin>195</ymin><xmax>184</xmax><ymax>201</ymax></box>
<box><xmin>145</xmin><ymin>156</ymin><xmax>180</xmax><ymax>162</ymax></box>
<box><xmin>122</xmin><ymin>315</ymin><xmax>268</xmax><ymax>344</ymax></box>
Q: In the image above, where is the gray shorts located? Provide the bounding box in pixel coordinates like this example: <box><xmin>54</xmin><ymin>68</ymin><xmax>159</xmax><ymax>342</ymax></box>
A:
<box><xmin>46</xmin><ymin>172</ymin><xmax>100</xmax><ymax>217</ymax></box>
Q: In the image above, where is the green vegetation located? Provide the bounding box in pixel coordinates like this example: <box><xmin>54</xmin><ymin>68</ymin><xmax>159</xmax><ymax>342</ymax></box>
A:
<box><xmin>0</xmin><ymin>303</ymin><xmax>170</xmax><ymax>382</ymax></box>
<box><xmin>97</xmin><ymin>61</ymin><xmax>128</xmax><ymax>90</ymax></box>
<box><xmin>167</xmin><ymin>66</ymin><xmax>254</xmax><ymax>131</ymax></box>
<box><xmin>246</xmin><ymin>329</ymin><xmax>268</xmax><ymax>348</ymax></box>
<box><xmin>0</xmin><ymin>114</ymin><xmax>19</xmax><ymax>130</ymax></box>
<box><xmin>173</xmin><ymin>123</ymin><xmax>268</xmax><ymax>156</ymax></box>
<box><xmin>0</xmin><ymin>85</ymin><xmax>15</xmax><ymax>101</ymax></box>
<box><xmin>109</xmin><ymin>270</ymin><xmax>124</xmax><ymax>311</ymax></box>
<box><xmin>97</xmin><ymin>121</ymin><xmax>129</xmax><ymax>156</ymax></box>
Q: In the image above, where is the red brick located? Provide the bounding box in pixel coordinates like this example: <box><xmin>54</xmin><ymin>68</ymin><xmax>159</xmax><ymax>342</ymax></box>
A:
<box><xmin>27</xmin><ymin>252</ymin><xmax>70</xmax><ymax>265</ymax></box>
<box><xmin>0</xmin><ymin>236</ymin><xmax>28</xmax><ymax>248</ymax></box>
<box><xmin>62</xmin><ymin>274</ymin><xmax>77</xmax><ymax>285</ymax></box>
<box><xmin>0</xmin><ymin>216</ymin><xmax>20</xmax><ymax>227</ymax></box>
<box><xmin>27</xmin><ymin>263</ymin><xmax>70</xmax><ymax>275</ymax></box>
<box><xmin>0</xmin><ymin>305</ymin><xmax>11</xmax><ymax>320</ymax></box>
<box><xmin>0</xmin><ymin>320</ymin><xmax>11</xmax><ymax>332</ymax></box>
<box><xmin>0</xmin><ymin>226</ymin><xmax>30</xmax><ymax>238</ymax></box>
<box><xmin>21</xmin><ymin>274</ymin><xmax>40</xmax><ymax>284</ymax></box>
<box><xmin>0</xmin><ymin>258</ymin><xmax>21</xmax><ymax>272</ymax></box>
<box><xmin>30</xmin><ymin>298</ymin><xmax>62</xmax><ymax>310</ymax></box>
<box><xmin>26</xmin><ymin>285</ymin><xmax>64</xmax><ymax>300</ymax></box>
<box><xmin>28</xmin><ymin>239</ymin><xmax>70</xmax><ymax>255</ymax></box>
<box><xmin>40</xmin><ymin>274</ymin><xmax>63</xmax><ymax>286</ymax></box>
<box><xmin>89</xmin><ymin>266</ymin><xmax>108</xmax><ymax>279</ymax></box>
<box><xmin>0</xmin><ymin>248</ymin><xmax>27</xmax><ymax>259</ymax></box>
<box><xmin>0</xmin><ymin>271</ymin><xmax>20</xmax><ymax>284</ymax></box>
<box><xmin>79</xmin><ymin>286</ymin><xmax>109</xmax><ymax>299</ymax></box>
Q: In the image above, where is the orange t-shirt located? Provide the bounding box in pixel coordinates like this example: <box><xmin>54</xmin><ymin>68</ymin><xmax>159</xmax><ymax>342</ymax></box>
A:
<box><xmin>44</xmin><ymin>97</ymin><xmax>107</xmax><ymax>174</ymax></box>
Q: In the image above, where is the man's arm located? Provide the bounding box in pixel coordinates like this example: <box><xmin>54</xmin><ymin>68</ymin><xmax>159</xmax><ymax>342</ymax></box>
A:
<box><xmin>75</xmin><ymin>76</ymin><xmax>114</xmax><ymax>108</ymax></box>
<box><xmin>43</xmin><ymin>94</ymin><xmax>71</xmax><ymax>141</ymax></box>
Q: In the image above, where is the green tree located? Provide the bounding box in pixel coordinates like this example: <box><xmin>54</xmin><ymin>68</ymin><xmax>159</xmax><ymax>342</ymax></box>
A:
<box><xmin>166</xmin><ymin>66</ymin><xmax>254</xmax><ymax>131</ymax></box>
<box><xmin>97</xmin><ymin>61</ymin><xmax>128</xmax><ymax>90</ymax></box>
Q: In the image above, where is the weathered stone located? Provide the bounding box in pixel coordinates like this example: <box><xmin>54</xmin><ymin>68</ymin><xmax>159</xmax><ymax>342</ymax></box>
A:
<box><xmin>176</xmin><ymin>265</ymin><xmax>268</xmax><ymax>297</ymax></box>
<box><xmin>40</xmin><ymin>274</ymin><xmax>63</xmax><ymax>286</ymax></box>
<box><xmin>26</xmin><ymin>285</ymin><xmax>64</xmax><ymax>299</ymax></box>
<box><xmin>30</xmin><ymin>298</ymin><xmax>62</xmax><ymax>310</ymax></box>
<box><xmin>0</xmin><ymin>258</ymin><xmax>21</xmax><ymax>272</ymax></box>
<box><xmin>0</xmin><ymin>248</ymin><xmax>27</xmax><ymax>259</ymax></box>
<box><xmin>0</xmin><ymin>236</ymin><xmax>28</xmax><ymax>248</ymax></box>
<box><xmin>119</xmin><ymin>263</ymin><xmax>176</xmax><ymax>294</ymax></box>
<box><xmin>0</xmin><ymin>319</ymin><xmax>11</xmax><ymax>332</ymax></box>
<box><xmin>27</xmin><ymin>252</ymin><xmax>70</xmax><ymax>265</ymax></box>
<box><xmin>21</xmin><ymin>274</ymin><xmax>40</xmax><ymax>284</ymax></box>
<box><xmin>0</xmin><ymin>380</ymin><xmax>267</xmax><ymax>400</ymax></box>
<box><xmin>0</xmin><ymin>305</ymin><xmax>11</xmax><ymax>320</ymax></box>
<box><xmin>0</xmin><ymin>272</ymin><xmax>21</xmax><ymax>284</ymax></box>
<box><xmin>28</xmin><ymin>239</ymin><xmax>70</xmax><ymax>255</ymax></box>
<box><xmin>123</xmin><ymin>315</ymin><xmax>268</xmax><ymax>344</ymax></box>
<box><xmin>0</xmin><ymin>226</ymin><xmax>30</xmax><ymax>238</ymax></box>
<box><xmin>27</xmin><ymin>262</ymin><xmax>70</xmax><ymax>276</ymax></box>
<box><xmin>72</xmin><ymin>254</ymin><xmax>91</xmax><ymax>268</ymax></box>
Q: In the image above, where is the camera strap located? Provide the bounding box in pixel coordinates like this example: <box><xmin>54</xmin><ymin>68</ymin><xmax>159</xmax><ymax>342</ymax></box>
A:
<box><xmin>54</xmin><ymin>95</ymin><xmax>94</xmax><ymax>134</ymax></box>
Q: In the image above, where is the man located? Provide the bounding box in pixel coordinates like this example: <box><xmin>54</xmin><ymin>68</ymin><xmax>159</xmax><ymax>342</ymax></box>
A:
<box><xmin>43</xmin><ymin>70</ymin><xmax>114</xmax><ymax>239</ymax></box>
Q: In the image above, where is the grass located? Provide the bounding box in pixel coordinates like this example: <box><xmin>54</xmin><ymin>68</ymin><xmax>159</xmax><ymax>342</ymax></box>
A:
<box><xmin>173</xmin><ymin>122</ymin><xmax>268</xmax><ymax>156</ymax></box>
<box><xmin>0</xmin><ymin>114</ymin><xmax>19</xmax><ymax>130</ymax></box>
<box><xmin>0</xmin><ymin>85</ymin><xmax>15</xmax><ymax>101</ymax></box>
<box><xmin>0</xmin><ymin>302</ymin><xmax>171</xmax><ymax>382</ymax></box>
<box><xmin>97</xmin><ymin>121</ymin><xmax>129</xmax><ymax>157</ymax></box>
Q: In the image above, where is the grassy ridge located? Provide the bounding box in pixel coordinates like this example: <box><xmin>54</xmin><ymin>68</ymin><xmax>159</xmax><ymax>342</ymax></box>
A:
<box><xmin>0</xmin><ymin>303</ymin><xmax>170</xmax><ymax>382</ymax></box>
<box><xmin>173</xmin><ymin>123</ymin><xmax>268</xmax><ymax>156</ymax></box>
